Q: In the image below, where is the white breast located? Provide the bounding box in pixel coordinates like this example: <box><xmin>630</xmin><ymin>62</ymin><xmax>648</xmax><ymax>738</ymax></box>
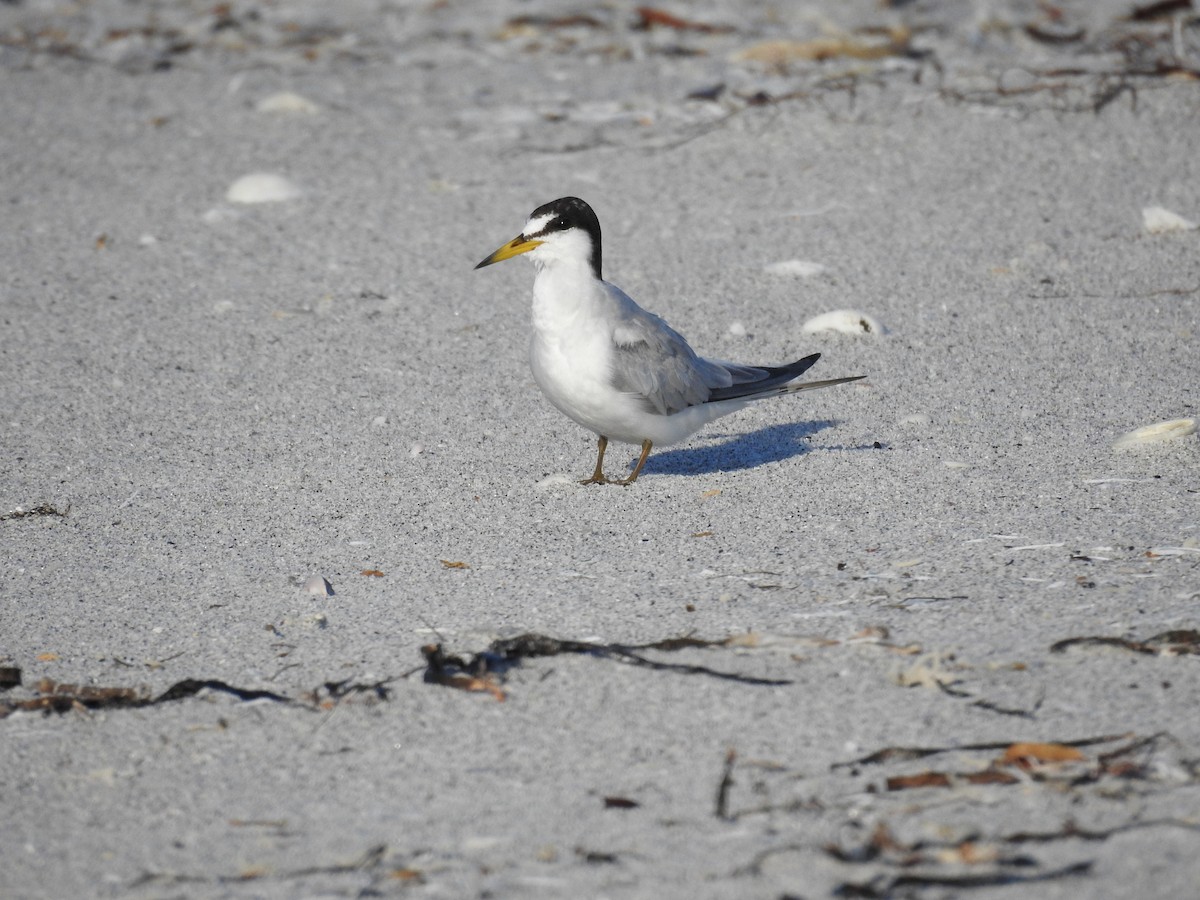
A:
<box><xmin>525</xmin><ymin>261</ymin><xmax>744</xmax><ymax>447</ymax></box>
<box><xmin>527</xmin><ymin>266</ymin><xmax>636</xmax><ymax>436</ymax></box>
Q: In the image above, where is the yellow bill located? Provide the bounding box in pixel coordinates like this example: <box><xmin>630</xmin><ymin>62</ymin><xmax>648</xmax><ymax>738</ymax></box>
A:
<box><xmin>475</xmin><ymin>234</ymin><xmax>543</xmax><ymax>269</ymax></box>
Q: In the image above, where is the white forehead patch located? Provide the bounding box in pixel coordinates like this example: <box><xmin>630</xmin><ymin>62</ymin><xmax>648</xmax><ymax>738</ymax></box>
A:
<box><xmin>522</xmin><ymin>212</ymin><xmax>556</xmax><ymax>238</ymax></box>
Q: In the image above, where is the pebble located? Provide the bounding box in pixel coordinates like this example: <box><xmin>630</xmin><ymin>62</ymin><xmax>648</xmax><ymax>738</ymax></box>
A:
<box><xmin>765</xmin><ymin>260</ymin><xmax>827</xmax><ymax>277</ymax></box>
<box><xmin>226</xmin><ymin>173</ymin><xmax>303</xmax><ymax>204</ymax></box>
<box><xmin>255</xmin><ymin>92</ymin><xmax>320</xmax><ymax>115</ymax></box>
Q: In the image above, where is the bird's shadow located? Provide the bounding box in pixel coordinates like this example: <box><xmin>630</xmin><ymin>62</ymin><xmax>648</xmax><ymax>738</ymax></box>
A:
<box><xmin>633</xmin><ymin>420</ymin><xmax>857</xmax><ymax>478</ymax></box>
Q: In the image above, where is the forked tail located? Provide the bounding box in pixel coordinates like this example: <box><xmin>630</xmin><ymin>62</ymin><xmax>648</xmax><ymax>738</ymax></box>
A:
<box><xmin>707</xmin><ymin>353</ymin><xmax>865</xmax><ymax>403</ymax></box>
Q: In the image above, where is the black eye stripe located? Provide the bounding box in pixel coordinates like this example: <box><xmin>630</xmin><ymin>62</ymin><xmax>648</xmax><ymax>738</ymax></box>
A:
<box><xmin>526</xmin><ymin>216</ymin><xmax>567</xmax><ymax>239</ymax></box>
<box><xmin>522</xmin><ymin>197</ymin><xmax>603</xmax><ymax>278</ymax></box>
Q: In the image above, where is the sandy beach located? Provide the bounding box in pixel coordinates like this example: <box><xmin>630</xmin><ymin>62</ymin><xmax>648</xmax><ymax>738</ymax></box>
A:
<box><xmin>3</xmin><ymin>1</ymin><xmax>1199</xmax><ymax>897</ymax></box>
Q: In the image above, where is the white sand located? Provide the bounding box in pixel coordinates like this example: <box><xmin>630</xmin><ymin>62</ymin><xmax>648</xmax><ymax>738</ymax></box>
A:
<box><xmin>2</xmin><ymin>1</ymin><xmax>1198</xmax><ymax>896</ymax></box>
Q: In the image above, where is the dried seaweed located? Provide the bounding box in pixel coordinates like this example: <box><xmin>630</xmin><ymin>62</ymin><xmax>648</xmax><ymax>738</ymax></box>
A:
<box><xmin>1052</xmin><ymin>629</ymin><xmax>1200</xmax><ymax>656</ymax></box>
<box><xmin>827</xmin><ymin>814</ymin><xmax>1200</xmax><ymax>897</ymax></box>
<box><xmin>131</xmin><ymin>844</ymin><xmax>393</xmax><ymax>889</ymax></box>
<box><xmin>0</xmin><ymin>666</ymin><xmax>21</xmax><ymax>690</ymax></box>
<box><xmin>0</xmin><ymin>502</ymin><xmax>69</xmax><ymax>521</ymax></box>
<box><xmin>834</xmin><ymin>860</ymin><xmax>1093</xmax><ymax>897</ymax></box>
<box><xmin>0</xmin><ymin>676</ymin><xmax>293</xmax><ymax>718</ymax></box>
<box><xmin>832</xmin><ymin>732</ymin><xmax>1132</xmax><ymax>770</ymax></box>
<box><xmin>419</xmin><ymin>632</ymin><xmax>791</xmax><ymax>703</ymax></box>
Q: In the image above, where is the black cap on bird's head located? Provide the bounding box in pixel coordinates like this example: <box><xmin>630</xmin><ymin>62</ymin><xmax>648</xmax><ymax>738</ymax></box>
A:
<box><xmin>475</xmin><ymin>196</ymin><xmax>603</xmax><ymax>279</ymax></box>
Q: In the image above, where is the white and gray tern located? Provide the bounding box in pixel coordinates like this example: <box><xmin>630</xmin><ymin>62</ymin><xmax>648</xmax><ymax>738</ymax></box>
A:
<box><xmin>476</xmin><ymin>197</ymin><xmax>864</xmax><ymax>485</ymax></box>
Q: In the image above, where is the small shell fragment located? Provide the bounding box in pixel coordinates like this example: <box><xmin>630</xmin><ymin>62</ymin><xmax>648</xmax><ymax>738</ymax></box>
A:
<box><xmin>1113</xmin><ymin>418</ymin><xmax>1197</xmax><ymax>450</ymax></box>
<box><xmin>802</xmin><ymin>309</ymin><xmax>883</xmax><ymax>336</ymax></box>
<box><xmin>255</xmin><ymin>92</ymin><xmax>320</xmax><ymax>115</ymax></box>
<box><xmin>765</xmin><ymin>260</ymin><xmax>826</xmax><ymax>277</ymax></box>
<box><xmin>226</xmin><ymin>173</ymin><xmax>303</xmax><ymax>204</ymax></box>
<box><xmin>728</xmin><ymin>320</ymin><xmax>747</xmax><ymax>337</ymax></box>
<box><xmin>301</xmin><ymin>574</ymin><xmax>334</xmax><ymax>596</ymax></box>
<box><xmin>1142</xmin><ymin>207</ymin><xmax>1197</xmax><ymax>234</ymax></box>
<box><xmin>536</xmin><ymin>473</ymin><xmax>577</xmax><ymax>489</ymax></box>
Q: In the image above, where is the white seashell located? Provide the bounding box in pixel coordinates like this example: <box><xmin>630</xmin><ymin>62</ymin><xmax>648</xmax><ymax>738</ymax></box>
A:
<box><xmin>226</xmin><ymin>173</ymin><xmax>303</xmax><ymax>204</ymax></box>
<box><xmin>728</xmin><ymin>321</ymin><xmax>747</xmax><ymax>337</ymax></box>
<box><xmin>765</xmin><ymin>259</ymin><xmax>826</xmax><ymax>277</ymax></box>
<box><xmin>301</xmin><ymin>574</ymin><xmax>334</xmax><ymax>596</ymax></box>
<box><xmin>802</xmin><ymin>309</ymin><xmax>883</xmax><ymax>336</ymax></box>
<box><xmin>536</xmin><ymin>473</ymin><xmax>577</xmax><ymax>489</ymax></box>
<box><xmin>1142</xmin><ymin>206</ymin><xmax>1197</xmax><ymax>234</ymax></box>
<box><xmin>202</xmin><ymin>207</ymin><xmax>240</xmax><ymax>224</ymax></box>
<box><xmin>255</xmin><ymin>92</ymin><xmax>320</xmax><ymax>115</ymax></box>
<box><xmin>1113</xmin><ymin>418</ymin><xmax>1197</xmax><ymax>449</ymax></box>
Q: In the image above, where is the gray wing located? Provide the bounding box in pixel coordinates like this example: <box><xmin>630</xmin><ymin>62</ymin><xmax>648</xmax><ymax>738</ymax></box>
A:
<box><xmin>610</xmin><ymin>307</ymin><xmax>768</xmax><ymax>416</ymax></box>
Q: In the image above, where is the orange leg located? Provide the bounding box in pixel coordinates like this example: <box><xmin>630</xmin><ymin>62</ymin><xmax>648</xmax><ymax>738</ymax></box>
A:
<box><xmin>616</xmin><ymin>439</ymin><xmax>653</xmax><ymax>486</ymax></box>
<box><xmin>580</xmin><ymin>436</ymin><xmax>610</xmax><ymax>485</ymax></box>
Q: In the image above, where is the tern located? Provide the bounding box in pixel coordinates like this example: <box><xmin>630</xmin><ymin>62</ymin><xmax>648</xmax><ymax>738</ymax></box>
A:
<box><xmin>475</xmin><ymin>197</ymin><xmax>864</xmax><ymax>485</ymax></box>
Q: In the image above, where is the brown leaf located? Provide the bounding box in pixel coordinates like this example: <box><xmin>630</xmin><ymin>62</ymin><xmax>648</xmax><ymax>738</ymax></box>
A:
<box><xmin>887</xmin><ymin>768</ymin><xmax>1020</xmax><ymax>790</ymax></box>
<box><xmin>887</xmin><ymin>771</ymin><xmax>951</xmax><ymax>790</ymax></box>
<box><xmin>964</xmin><ymin>769</ymin><xmax>1021</xmax><ymax>786</ymax></box>
<box><xmin>848</xmin><ymin>625</ymin><xmax>889</xmax><ymax>642</ymax></box>
<box><xmin>635</xmin><ymin>6</ymin><xmax>731</xmax><ymax>33</ymax></box>
<box><xmin>443</xmin><ymin>674</ymin><xmax>504</xmax><ymax>701</ymax></box>
<box><xmin>940</xmin><ymin>840</ymin><xmax>1001</xmax><ymax>865</ymax></box>
<box><xmin>361</xmin><ymin>569</ymin><xmax>385</xmax><ymax>577</ymax></box>
<box><xmin>1000</xmin><ymin>742</ymin><xmax>1085</xmax><ymax>766</ymax></box>
<box><xmin>734</xmin><ymin>29</ymin><xmax>910</xmax><ymax>68</ymax></box>
<box><xmin>35</xmin><ymin>679</ymin><xmax>142</xmax><ymax>704</ymax></box>
<box><xmin>439</xmin><ymin>560</ymin><xmax>470</xmax><ymax>569</ymax></box>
